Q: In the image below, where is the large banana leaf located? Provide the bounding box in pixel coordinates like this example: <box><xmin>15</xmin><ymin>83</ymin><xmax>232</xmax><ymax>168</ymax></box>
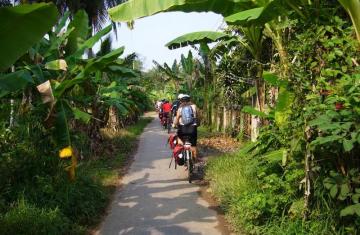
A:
<box><xmin>274</xmin><ymin>88</ymin><xmax>294</xmax><ymax>127</ymax></box>
<box><xmin>0</xmin><ymin>70</ymin><xmax>33</xmax><ymax>98</ymax></box>
<box><xmin>166</xmin><ymin>31</ymin><xmax>231</xmax><ymax>49</ymax></box>
<box><xmin>225</xmin><ymin>0</ymin><xmax>289</xmax><ymax>26</ymax></box>
<box><xmin>181</xmin><ymin>51</ymin><xmax>194</xmax><ymax>75</ymax></box>
<box><xmin>108</xmin><ymin>0</ymin><xmax>255</xmax><ymax>22</ymax></box>
<box><xmin>67</xmin><ymin>25</ymin><xmax>112</xmax><ymax>60</ymax></box>
<box><xmin>66</xmin><ymin>10</ymin><xmax>89</xmax><ymax>55</ymax></box>
<box><xmin>242</xmin><ymin>105</ymin><xmax>269</xmax><ymax>118</ymax></box>
<box><xmin>338</xmin><ymin>0</ymin><xmax>360</xmax><ymax>42</ymax></box>
<box><xmin>225</xmin><ymin>7</ymin><xmax>264</xmax><ymax>25</ymax></box>
<box><xmin>0</xmin><ymin>3</ymin><xmax>58</xmax><ymax>71</ymax></box>
<box><xmin>107</xmin><ymin>65</ymin><xmax>139</xmax><ymax>77</ymax></box>
<box><xmin>54</xmin><ymin>100</ymin><xmax>71</xmax><ymax>148</ymax></box>
<box><xmin>83</xmin><ymin>47</ymin><xmax>125</xmax><ymax>74</ymax></box>
<box><xmin>55</xmin><ymin>47</ymin><xmax>125</xmax><ymax>98</ymax></box>
<box><xmin>72</xmin><ymin>107</ymin><xmax>91</xmax><ymax>124</ymax></box>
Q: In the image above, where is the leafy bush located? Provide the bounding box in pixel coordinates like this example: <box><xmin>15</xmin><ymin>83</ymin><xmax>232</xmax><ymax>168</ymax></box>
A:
<box><xmin>0</xmin><ymin>199</ymin><xmax>70</xmax><ymax>235</ymax></box>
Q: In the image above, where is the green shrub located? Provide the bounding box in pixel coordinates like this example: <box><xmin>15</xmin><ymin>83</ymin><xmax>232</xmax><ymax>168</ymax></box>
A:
<box><xmin>0</xmin><ymin>199</ymin><xmax>70</xmax><ymax>235</ymax></box>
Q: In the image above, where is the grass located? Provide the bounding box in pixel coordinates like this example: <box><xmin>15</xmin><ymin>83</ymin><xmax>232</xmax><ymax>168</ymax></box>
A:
<box><xmin>205</xmin><ymin>142</ymin><xmax>347</xmax><ymax>235</ymax></box>
<box><xmin>206</xmin><ymin>150</ymin><xmax>258</xmax><ymax>234</ymax></box>
<box><xmin>0</xmin><ymin>117</ymin><xmax>153</xmax><ymax>235</ymax></box>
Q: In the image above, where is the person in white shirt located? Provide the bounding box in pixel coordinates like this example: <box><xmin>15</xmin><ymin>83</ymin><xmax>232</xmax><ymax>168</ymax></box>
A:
<box><xmin>173</xmin><ymin>94</ymin><xmax>198</xmax><ymax>160</ymax></box>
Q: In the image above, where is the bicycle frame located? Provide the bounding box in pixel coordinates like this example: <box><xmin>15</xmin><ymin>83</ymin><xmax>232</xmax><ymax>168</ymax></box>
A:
<box><xmin>183</xmin><ymin>140</ymin><xmax>193</xmax><ymax>183</ymax></box>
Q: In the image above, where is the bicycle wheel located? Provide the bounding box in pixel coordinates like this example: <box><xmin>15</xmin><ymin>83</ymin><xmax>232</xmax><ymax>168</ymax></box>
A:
<box><xmin>167</xmin><ymin>120</ymin><xmax>171</xmax><ymax>133</ymax></box>
<box><xmin>185</xmin><ymin>150</ymin><xmax>193</xmax><ymax>183</ymax></box>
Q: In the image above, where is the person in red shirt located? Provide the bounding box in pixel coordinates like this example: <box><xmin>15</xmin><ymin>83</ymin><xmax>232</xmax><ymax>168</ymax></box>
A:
<box><xmin>161</xmin><ymin>100</ymin><xmax>172</xmax><ymax>127</ymax></box>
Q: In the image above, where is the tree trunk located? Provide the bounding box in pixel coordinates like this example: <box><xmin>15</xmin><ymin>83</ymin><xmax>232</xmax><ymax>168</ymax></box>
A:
<box><xmin>106</xmin><ymin>106</ymin><xmax>120</xmax><ymax>132</ymax></box>
<box><xmin>9</xmin><ymin>66</ymin><xmax>15</xmax><ymax>129</ymax></box>
<box><xmin>223</xmin><ymin>106</ymin><xmax>228</xmax><ymax>133</ymax></box>
<box><xmin>251</xmin><ymin>93</ymin><xmax>260</xmax><ymax>142</ymax></box>
<box><xmin>216</xmin><ymin>107</ymin><xmax>221</xmax><ymax>132</ymax></box>
<box><xmin>9</xmin><ymin>99</ymin><xmax>15</xmax><ymax>128</ymax></box>
<box><xmin>251</xmin><ymin>61</ymin><xmax>264</xmax><ymax>141</ymax></box>
<box><xmin>203</xmin><ymin>54</ymin><xmax>213</xmax><ymax>126</ymax></box>
<box><xmin>304</xmin><ymin>145</ymin><xmax>312</xmax><ymax>220</ymax></box>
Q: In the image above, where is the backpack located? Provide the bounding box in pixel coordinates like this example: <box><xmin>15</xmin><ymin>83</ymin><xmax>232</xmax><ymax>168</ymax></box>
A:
<box><xmin>168</xmin><ymin>134</ymin><xmax>178</xmax><ymax>149</ymax></box>
<box><xmin>173</xmin><ymin>145</ymin><xmax>185</xmax><ymax>166</ymax></box>
<box><xmin>181</xmin><ymin>105</ymin><xmax>194</xmax><ymax>126</ymax></box>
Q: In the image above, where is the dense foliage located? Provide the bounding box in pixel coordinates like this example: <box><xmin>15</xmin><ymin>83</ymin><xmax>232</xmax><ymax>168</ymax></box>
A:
<box><xmin>0</xmin><ymin>3</ymin><xmax>151</xmax><ymax>234</ymax></box>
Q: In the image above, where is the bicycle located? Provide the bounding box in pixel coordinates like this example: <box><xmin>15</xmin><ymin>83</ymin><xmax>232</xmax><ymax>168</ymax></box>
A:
<box><xmin>168</xmin><ymin>135</ymin><xmax>194</xmax><ymax>183</ymax></box>
<box><xmin>183</xmin><ymin>137</ymin><xmax>194</xmax><ymax>183</ymax></box>
<box><xmin>161</xmin><ymin>114</ymin><xmax>171</xmax><ymax>133</ymax></box>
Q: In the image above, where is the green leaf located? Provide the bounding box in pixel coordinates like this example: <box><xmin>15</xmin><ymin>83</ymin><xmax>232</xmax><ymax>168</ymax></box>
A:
<box><xmin>318</xmin><ymin>123</ymin><xmax>342</xmax><ymax>132</ymax></box>
<box><xmin>352</xmin><ymin>194</ymin><xmax>360</xmax><ymax>204</ymax></box>
<box><xmin>274</xmin><ymin>88</ymin><xmax>294</xmax><ymax>126</ymax></box>
<box><xmin>339</xmin><ymin>184</ymin><xmax>350</xmax><ymax>200</ymax></box>
<box><xmin>55</xmin><ymin>47</ymin><xmax>125</xmax><ymax>98</ymax></box>
<box><xmin>340</xmin><ymin>204</ymin><xmax>360</xmax><ymax>217</ymax></box>
<box><xmin>84</xmin><ymin>47</ymin><xmax>125</xmax><ymax>74</ymax></box>
<box><xmin>242</xmin><ymin>105</ymin><xmax>269</xmax><ymax>118</ymax></box>
<box><xmin>237</xmin><ymin>142</ymin><xmax>257</xmax><ymax>156</ymax></box>
<box><xmin>72</xmin><ymin>107</ymin><xmax>91</xmax><ymax>124</ymax></box>
<box><xmin>44</xmin><ymin>27</ymin><xmax>75</xmax><ymax>58</ymax></box>
<box><xmin>275</xmin><ymin>88</ymin><xmax>294</xmax><ymax>112</ymax></box>
<box><xmin>343</xmin><ymin>139</ymin><xmax>354</xmax><ymax>152</ymax></box>
<box><xmin>54</xmin><ymin>100</ymin><xmax>71</xmax><ymax>148</ymax></box>
<box><xmin>0</xmin><ymin>70</ymin><xmax>33</xmax><ymax>97</ymax></box>
<box><xmin>225</xmin><ymin>1</ymin><xmax>286</xmax><ymax>26</ymax></box>
<box><xmin>324</xmin><ymin>177</ymin><xmax>335</xmax><ymax>190</ymax></box>
<box><xmin>262</xmin><ymin>148</ymin><xmax>287</xmax><ymax>164</ymax></box>
<box><xmin>311</xmin><ymin>135</ymin><xmax>342</xmax><ymax>146</ymax></box>
<box><xmin>107</xmin><ymin>66</ymin><xmax>139</xmax><ymax>77</ymax></box>
<box><xmin>0</xmin><ymin>3</ymin><xmax>58</xmax><ymax>71</ymax></box>
<box><xmin>108</xmin><ymin>0</ymin><xmax>251</xmax><ymax>22</ymax></box>
<box><xmin>263</xmin><ymin>72</ymin><xmax>288</xmax><ymax>87</ymax></box>
<box><xmin>308</xmin><ymin>115</ymin><xmax>332</xmax><ymax>127</ymax></box>
<box><xmin>330</xmin><ymin>185</ymin><xmax>338</xmax><ymax>198</ymax></box>
<box><xmin>66</xmin><ymin>10</ymin><xmax>89</xmax><ymax>55</ymax></box>
<box><xmin>225</xmin><ymin>7</ymin><xmax>264</xmax><ymax>24</ymax></box>
<box><xmin>166</xmin><ymin>31</ymin><xmax>231</xmax><ymax>49</ymax></box>
<box><xmin>68</xmin><ymin>25</ymin><xmax>112</xmax><ymax>60</ymax></box>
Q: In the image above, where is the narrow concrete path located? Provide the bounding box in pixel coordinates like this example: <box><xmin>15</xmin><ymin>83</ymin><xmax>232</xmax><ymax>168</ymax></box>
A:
<box><xmin>97</xmin><ymin>114</ymin><xmax>228</xmax><ymax>235</ymax></box>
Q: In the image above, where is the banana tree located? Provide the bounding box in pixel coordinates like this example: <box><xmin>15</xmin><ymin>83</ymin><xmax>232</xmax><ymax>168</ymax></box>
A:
<box><xmin>0</xmin><ymin>3</ymin><xmax>58</xmax><ymax>71</ymax></box>
<box><xmin>153</xmin><ymin>60</ymin><xmax>183</xmax><ymax>91</ymax></box>
<box><xmin>180</xmin><ymin>51</ymin><xmax>195</xmax><ymax>90</ymax></box>
<box><xmin>0</xmin><ymin>9</ymin><xmax>141</xmax><ymax>179</ymax></box>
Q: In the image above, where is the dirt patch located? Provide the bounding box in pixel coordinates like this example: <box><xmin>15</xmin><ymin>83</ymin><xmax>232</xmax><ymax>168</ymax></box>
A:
<box><xmin>198</xmin><ymin>134</ymin><xmax>240</xmax><ymax>157</ymax></box>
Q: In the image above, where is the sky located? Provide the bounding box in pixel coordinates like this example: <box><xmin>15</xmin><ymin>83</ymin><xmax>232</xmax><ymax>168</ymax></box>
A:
<box><xmin>111</xmin><ymin>12</ymin><xmax>225</xmax><ymax>71</ymax></box>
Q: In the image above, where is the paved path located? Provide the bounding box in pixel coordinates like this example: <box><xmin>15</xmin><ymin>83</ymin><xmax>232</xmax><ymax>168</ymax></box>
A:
<box><xmin>97</xmin><ymin>115</ymin><xmax>228</xmax><ymax>235</ymax></box>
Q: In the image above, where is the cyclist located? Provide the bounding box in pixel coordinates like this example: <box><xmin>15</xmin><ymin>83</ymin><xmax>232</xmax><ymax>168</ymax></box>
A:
<box><xmin>172</xmin><ymin>94</ymin><xmax>198</xmax><ymax>160</ymax></box>
<box><xmin>161</xmin><ymin>100</ymin><xmax>172</xmax><ymax>127</ymax></box>
<box><xmin>155</xmin><ymin>100</ymin><xmax>162</xmax><ymax>112</ymax></box>
<box><xmin>158</xmin><ymin>99</ymin><xmax>166</xmax><ymax>120</ymax></box>
<box><xmin>171</xmin><ymin>95</ymin><xmax>181</xmax><ymax>121</ymax></box>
